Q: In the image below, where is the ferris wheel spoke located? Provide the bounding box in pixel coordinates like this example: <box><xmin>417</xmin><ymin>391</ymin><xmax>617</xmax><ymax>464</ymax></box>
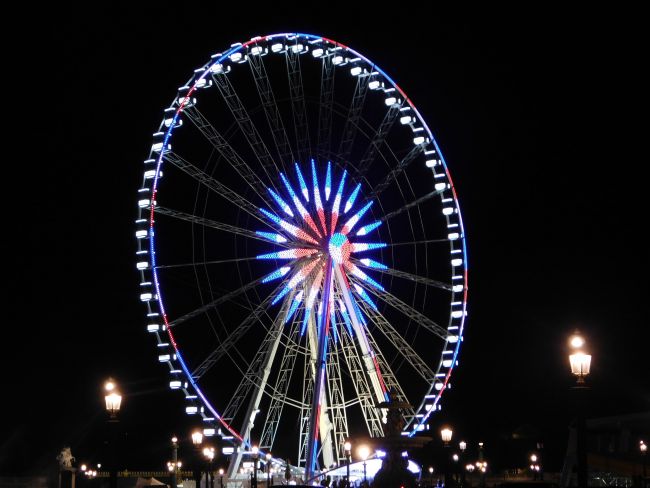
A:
<box><xmin>162</xmin><ymin>151</ymin><xmax>272</xmax><ymax>228</ymax></box>
<box><xmin>168</xmin><ymin>275</ymin><xmax>268</xmax><ymax>329</ymax></box>
<box><xmin>190</xmin><ymin>280</ymin><xmax>287</xmax><ymax>379</ymax></box>
<box><xmin>380</xmin><ymin>188</ymin><xmax>445</xmax><ymax>223</ymax></box>
<box><xmin>247</xmin><ymin>49</ymin><xmax>295</xmax><ymax>172</ymax></box>
<box><xmin>155</xmin><ymin>205</ymin><xmax>290</xmax><ymax>247</ymax></box>
<box><xmin>337</xmin><ymin>74</ymin><xmax>371</xmax><ymax>162</ymax></box>
<box><xmin>353</xmin><ymin>280</ymin><xmax>449</xmax><ymax>340</ymax></box>
<box><xmin>154</xmin><ymin>256</ymin><xmax>258</xmax><ymax>270</ymax></box>
<box><xmin>368</xmin><ymin>144</ymin><xmax>424</xmax><ymax>198</ymax></box>
<box><xmin>285</xmin><ymin>41</ymin><xmax>312</xmax><ymax>162</ymax></box>
<box><xmin>316</xmin><ymin>53</ymin><xmax>335</xmax><ymax>160</ymax></box>
<box><xmin>211</xmin><ymin>72</ymin><xmax>283</xmax><ymax>188</ymax></box>
<box><xmin>354</xmin><ymin>260</ymin><xmax>452</xmax><ymax>291</ymax></box>
<box><xmin>181</xmin><ymin>105</ymin><xmax>274</xmax><ymax>206</ymax></box>
<box><xmin>355</xmin><ymin>102</ymin><xmax>403</xmax><ymax>178</ymax></box>
<box><xmin>356</xmin><ymin>301</ymin><xmax>436</xmax><ymax>383</ymax></box>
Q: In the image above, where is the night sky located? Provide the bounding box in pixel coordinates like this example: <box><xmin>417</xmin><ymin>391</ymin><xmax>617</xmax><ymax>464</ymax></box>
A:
<box><xmin>4</xmin><ymin>7</ymin><xmax>648</xmax><ymax>477</ymax></box>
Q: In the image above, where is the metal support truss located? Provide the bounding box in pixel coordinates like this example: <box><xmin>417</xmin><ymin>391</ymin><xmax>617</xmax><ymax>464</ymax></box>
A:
<box><xmin>362</xmin><ymin>325</ymin><xmax>415</xmax><ymax>421</ymax></box>
<box><xmin>182</xmin><ymin>105</ymin><xmax>273</xmax><ymax>206</ymax></box>
<box><xmin>226</xmin><ymin>294</ymin><xmax>293</xmax><ymax>478</ymax></box>
<box><xmin>337</xmin><ymin>316</ymin><xmax>384</xmax><ymax>437</ymax></box>
<box><xmin>337</xmin><ymin>75</ymin><xmax>370</xmax><ymax>163</ymax></box>
<box><xmin>247</xmin><ymin>51</ymin><xmax>294</xmax><ymax>170</ymax></box>
<box><xmin>168</xmin><ymin>276</ymin><xmax>262</xmax><ymax>329</ymax></box>
<box><xmin>162</xmin><ymin>151</ymin><xmax>267</xmax><ymax>227</ymax></box>
<box><xmin>211</xmin><ymin>72</ymin><xmax>281</xmax><ymax>184</ymax></box>
<box><xmin>325</xmin><ymin>333</ymin><xmax>350</xmax><ymax>463</ymax></box>
<box><xmin>355</xmin><ymin>103</ymin><xmax>402</xmax><ymax>178</ymax></box>
<box><xmin>259</xmin><ymin>316</ymin><xmax>302</xmax><ymax>450</ymax></box>
<box><xmin>155</xmin><ymin>206</ymin><xmax>288</xmax><ymax>247</ymax></box>
<box><xmin>352</xmin><ymin>258</ymin><xmax>452</xmax><ymax>291</ymax></box>
<box><xmin>380</xmin><ymin>189</ymin><xmax>445</xmax><ymax>223</ymax></box>
<box><xmin>190</xmin><ymin>281</ymin><xmax>286</xmax><ymax>380</ymax></box>
<box><xmin>357</xmin><ymin>302</ymin><xmax>436</xmax><ymax>384</ymax></box>
<box><xmin>316</xmin><ymin>53</ymin><xmax>335</xmax><ymax>160</ymax></box>
<box><xmin>298</xmin><ymin>310</ymin><xmax>316</xmax><ymax>468</ymax></box>
<box><xmin>359</xmin><ymin>282</ymin><xmax>449</xmax><ymax>340</ymax></box>
<box><xmin>369</xmin><ymin>144</ymin><xmax>424</xmax><ymax>198</ymax></box>
<box><xmin>285</xmin><ymin>46</ymin><xmax>311</xmax><ymax>162</ymax></box>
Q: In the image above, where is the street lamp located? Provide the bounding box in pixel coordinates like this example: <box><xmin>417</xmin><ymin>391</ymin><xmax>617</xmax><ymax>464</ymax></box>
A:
<box><xmin>203</xmin><ymin>446</ymin><xmax>215</xmax><ymax>488</ymax></box>
<box><xmin>428</xmin><ymin>466</ymin><xmax>434</xmax><ymax>487</ymax></box>
<box><xmin>344</xmin><ymin>441</ymin><xmax>352</xmax><ymax>487</ymax></box>
<box><xmin>441</xmin><ymin>428</ymin><xmax>453</xmax><ymax>447</ymax></box>
<box><xmin>358</xmin><ymin>445</ymin><xmax>370</xmax><ymax>485</ymax></box>
<box><xmin>191</xmin><ymin>431</ymin><xmax>203</xmax><ymax>487</ymax></box>
<box><xmin>219</xmin><ymin>468</ymin><xmax>224</xmax><ymax>488</ymax></box>
<box><xmin>266</xmin><ymin>453</ymin><xmax>272</xmax><ymax>487</ymax></box>
<box><xmin>170</xmin><ymin>436</ymin><xmax>179</xmax><ymax>488</ymax></box>
<box><xmin>459</xmin><ymin>441</ymin><xmax>467</xmax><ymax>487</ymax></box>
<box><xmin>569</xmin><ymin>330</ymin><xmax>591</xmax><ymax>488</ymax></box>
<box><xmin>104</xmin><ymin>378</ymin><xmax>121</xmax><ymax>488</ymax></box>
<box><xmin>641</xmin><ymin>441</ymin><xmax>647</xmax><ymax>486</ymax></box>
<box><xmin>252</xmin><ymin>446</ymin><xmax>259</xmax><ymax>488</ymax></box>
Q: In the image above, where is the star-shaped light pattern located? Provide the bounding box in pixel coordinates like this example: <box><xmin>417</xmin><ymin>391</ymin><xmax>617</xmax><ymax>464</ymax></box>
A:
<box><xmin>256</xmin><ymin>160</ymin><xmax>388</xmax><ymax>339</ymax></box>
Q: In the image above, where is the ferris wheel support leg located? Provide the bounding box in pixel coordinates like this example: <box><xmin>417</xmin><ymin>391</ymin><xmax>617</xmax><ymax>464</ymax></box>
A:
<box><xmin>226</xmin><ymin>297</ymin><xmax>292</xmax><ymax>479</ymax></box>
<box><xmin>334</xmin><ymin>266</ymin><xmax>387</xmax><ymax>408</ymax></box>
<box><xmin>304</xmin><ymin>259</ymin><xmax>333</xmax><ymax>482</ymax></box>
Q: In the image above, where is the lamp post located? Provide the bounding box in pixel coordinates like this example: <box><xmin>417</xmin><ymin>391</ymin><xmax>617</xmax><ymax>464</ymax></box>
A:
<box><xmin>192</xmin><ymin>431</ymin><xmax>203</xmax><ymax>488</ymax></box>
<box><xmin>344</xmin><ymin>441</ymin><xmax>352</xmax><ymax>487</ymax></box>
<box><xmin>266</xmin><ymin>453</ymin><xmax>272</xmax><ymax>487</ymax></box>
<box><xmin>640</xmin><ymin>441</ymin><xmax>647</xmax><ymax>488</ymax></box>
<box><xmin>429</xmin><ymin>467</ymin><xmax>434</xmax><ymax>487</ymax></box>
<box><xmin>252</xmin><ymin>446</ymin><xmax>259</xmax><ymax>488</ymax></box>
<box><xmin>478</xmin><ymin>443</ymin><xmax>485</xmax><ymax>488</ymax></box>
<box><xmin>104</xmin><ymin>378</ymin><xmax>122</xmax><ymax>488</ymax></box>
<box><xmin>459</xmin><ymin>442</ymin><xmax>467</xmax><ymax>487</ymax></box>
<box><xmin>203</xmin><ymin>447</ymin><xmax>215</xmax><ymax>488</ymax></box>
<box><xmin>219</xmin><ymin>468</ymin><xmax>224</xmax><ymax>488</ymax></box>
<box><xmin>569</xmin><ymin>331</ymin><xmax>591</xmax><ymax>488</ymax></box>
<box><xmin>358</xmin><ymin>445</ymin><xmax>370</xmax><ymax>486</ymax></box>
<box><xmin>440</xmin><ymin>428</ymin><xmax>453</xmax><ymax>488</ymax></box>
<box><xmin>170</xmin><ymin>436</ymin><xmax>179</xmax><ymax>488</ymax></box>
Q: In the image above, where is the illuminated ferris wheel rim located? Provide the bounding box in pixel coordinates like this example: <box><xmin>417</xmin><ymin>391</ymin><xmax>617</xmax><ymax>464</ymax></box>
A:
<box><xmin>138</xmin><ymin>32</ymin><xmax>468</xmax><ymax>457</ymax></box>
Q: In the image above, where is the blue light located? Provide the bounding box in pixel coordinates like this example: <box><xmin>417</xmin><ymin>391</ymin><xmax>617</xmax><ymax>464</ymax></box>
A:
<box><xmin>280</xmin><ymin>172</ymin><xmax>299</xmax><ymax>202</ymax></box>
<box><xmin>359</xmin><ymin>258</ymin><xmax>388</xmax><ymax>270</ymax></box>
<box><xmin>268</xmin><ymin>188</ymin><xmax>294</xmax><ymax>217</ymax></box>
<box><xmin>260</xmin><ymin>207</ymin><xmax>282</xmax><ymax>225</ymax></box>
<box><xmin>262</xmin><ymin>266</ymin><xmax>290</xmax><ymax>283</ymax></box>
<box><xmin>295</xmin><ymin>163</ymin><xmax>309</xmax><ymax>202</ymax></box>
<box><xmin>339</xmin><ymin>306</ymin><xmax>354</xmax><ymax>336</ymax></box>
<box><xmin>300</xmin><ymin>309</ymin><xmax>311</xmax><ymax>336</ymax></box>
<box><xmin>342</xmin><ymin>201</ymin><xmax>373</xmax><ymax>234</ymax></box>
<box><xmin>352</xmin><ymin>242</ymin><xmax>387</xmax><ymax>252</ymax></box>
<box><xmin>325</xmin><ymin>161</ymin><xmax>332</xmax><ymax>200</ymax></box>
<box><xmin>330</xmin><ymin>307</ymin><xmax>338</xmax><ymax>343</ymax></box>
<box><xmin>356</xmin><ymin>220</ymin><xmax>382</xmax><ymax>236</ymax></box>
<box><xmin>344</xmin><ymin>183</ymin><xmax>361</xmax><ymax>213</ymax></box>
<box><xmin>272</xmin><ymin>285</ymin><xmax>291</xmax><ymax>306</ymax></box>
<box><xmin>354</xmin><ymin>284</ymin><xmax>378</xmax><ymax>311</ymax></box>
<box><xmin>285</xmin><ymin>290</ymin><xmax>304</xmax><ymax>323</ymax></box>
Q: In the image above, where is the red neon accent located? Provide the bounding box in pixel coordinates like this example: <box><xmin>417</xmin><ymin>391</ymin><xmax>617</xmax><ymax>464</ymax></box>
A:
<box><xmin>330</xmin><ymin>211</ymin><xmax>339</xmax><ymax>235</ymax></box>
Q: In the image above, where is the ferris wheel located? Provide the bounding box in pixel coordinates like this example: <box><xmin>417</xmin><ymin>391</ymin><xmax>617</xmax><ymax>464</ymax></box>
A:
<box><xmin>135</xmin><ymin>33</ymin><xmax>468</xmax><ymax>481</ymax></box>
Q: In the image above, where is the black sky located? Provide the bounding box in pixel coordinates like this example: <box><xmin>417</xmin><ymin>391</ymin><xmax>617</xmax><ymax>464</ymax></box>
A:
<box><xmin>4</xmin><ymin>7</ymin><xmax>648</xmax><ymax>476</ymax></box>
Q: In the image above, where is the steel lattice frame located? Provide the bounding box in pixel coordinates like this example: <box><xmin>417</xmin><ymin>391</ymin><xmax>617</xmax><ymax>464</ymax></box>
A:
<box><xmin>135</xmin><ymin>33</ymin><xmax>468</xmax><ymax>484</ymax></box>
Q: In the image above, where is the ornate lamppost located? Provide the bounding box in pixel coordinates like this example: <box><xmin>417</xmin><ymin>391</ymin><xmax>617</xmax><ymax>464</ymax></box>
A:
<box><xmin>440</xmin><ymin>428</ymin><xmax>453</xmax><ymax>488</ymax></box>
<box><xmin>104</xmin><ymin>379</ymin><xmax>122</xmax><ymax>488</ymax></box>
<box><xmin>266</xmin><ymin>453</ymin><xmax>272</xmax><ymax>487</ymax></box>
<box><xmin>252</xmin><ymin>446</ymin><xmax>259</xmax><ymax>488</ymax></box>
<box><xmin>640</xmin><ymin>441</ymin><xmax>647</xmax><ymax>488</ymax></box>
<box><xmin>203</xmin><ymin>446</ymin><xmax>215</xmax><ymax>488</ymax></box>
<box><xmin>344</xmin><ymin>441</ymin><xmax>352</xmax><ymax>487</ymax></box>
<box><xmin>192</xmin><ymin>431</ymin><xmax>203</xmax><ymax>488</ymax></box>
<box><xmin>569</xmin><ymin>331</ymin><xmax>591</xmax><ymax>488</ymax></box>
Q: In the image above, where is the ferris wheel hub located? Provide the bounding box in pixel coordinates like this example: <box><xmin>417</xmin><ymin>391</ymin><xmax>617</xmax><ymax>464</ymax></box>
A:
<box><xmin>328</xmin><ymin>232</ymin><xmax>351</xmax><ymax>264</ymax></box>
